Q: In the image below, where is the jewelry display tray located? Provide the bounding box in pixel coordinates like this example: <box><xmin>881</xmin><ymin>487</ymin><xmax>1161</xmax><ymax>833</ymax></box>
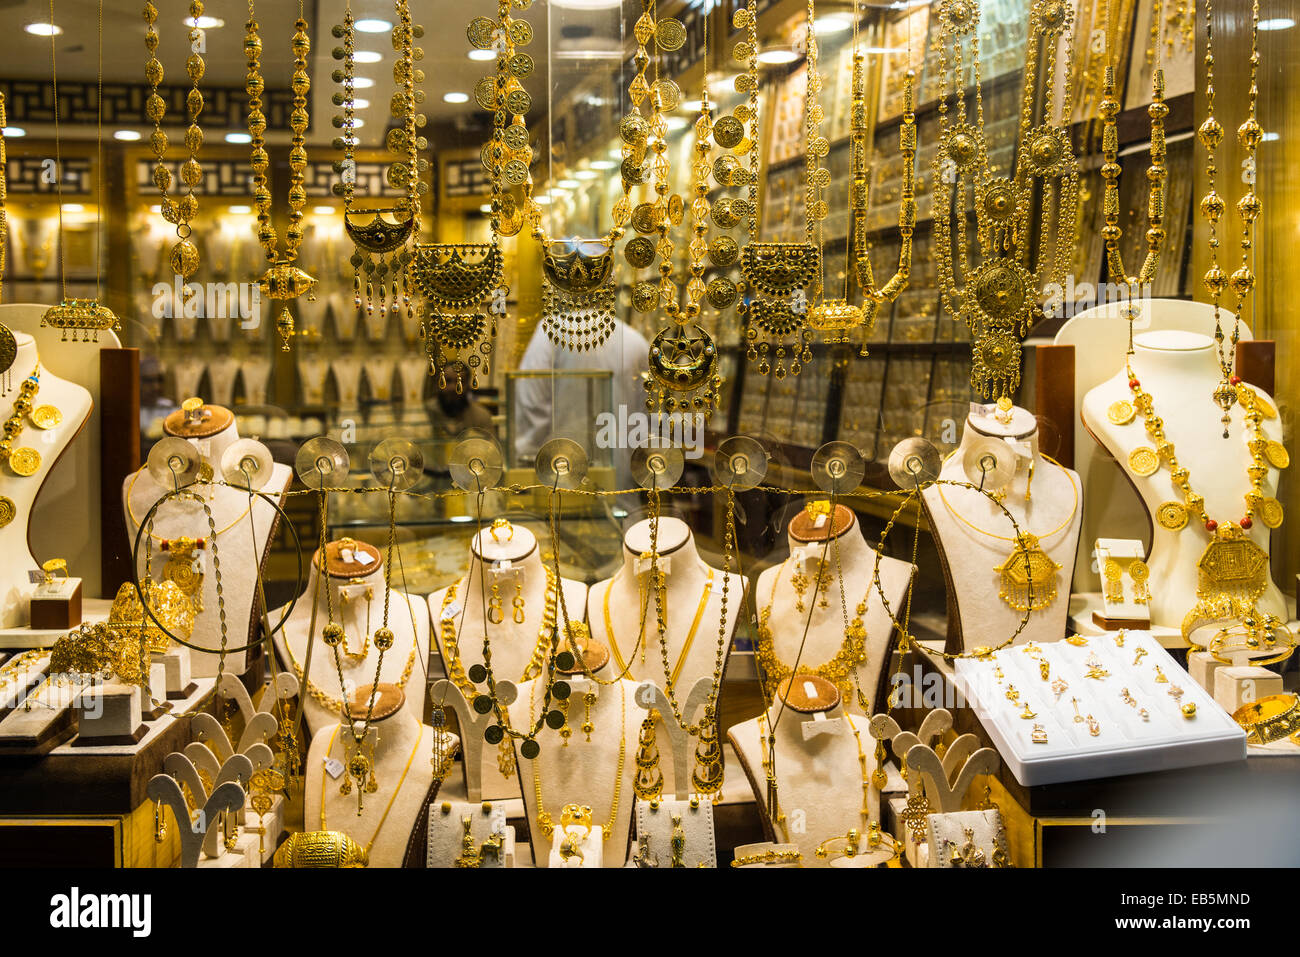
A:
<box><xmin>953</xmin><ymin>636</ymin><xmax>1246</xmax><ymax>787</ymax></box>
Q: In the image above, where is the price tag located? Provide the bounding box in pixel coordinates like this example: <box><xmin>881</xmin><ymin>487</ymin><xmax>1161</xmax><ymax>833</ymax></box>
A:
<box><xmin>348</xmin><ymin>550</ymin><xmax>376</xmax><ymax>568</ymax></box>
<box><xmin>813</xmin><ymin>512</ymin><xmax>828</xmax><ymax>529</ymax></box>
<box><xmin>970</xmin><ymin>401</ymin><xmax>996</xmax><ymax>419</ymax></box>
<box><xmin>1005</xmin><ymin>438</ymin><xmax>1033</xmax><ymax>461</ymax></box>
<box><xmin>635</xmin><ymin>554</ymin><xmax>670</xmax><ymax>577</ymax></box>
<box><xmin>441</xmin><ymin>599</ymin><xmax>463</xmax><ymax>623</ymax></box>
<box><xmin>323</xmin><ymin>757</ymin><xmax>344</xmax><ymax>780</ymax></box>
<box><xmin>709</xmin><ymin>575</ymin><xmax>728</xmax><ymax>596</ymax></box>
<box><xmin>801</xmin><ymin>711</ymin><xmax>847</xmax><ymax>741</ymax></box>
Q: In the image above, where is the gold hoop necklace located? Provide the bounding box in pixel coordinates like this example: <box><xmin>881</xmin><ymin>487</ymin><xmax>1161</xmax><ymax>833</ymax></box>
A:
<box><xmin>124</xmin><ymin>467</ymin><xmax>254</xmax><ymax>540</ymax></box>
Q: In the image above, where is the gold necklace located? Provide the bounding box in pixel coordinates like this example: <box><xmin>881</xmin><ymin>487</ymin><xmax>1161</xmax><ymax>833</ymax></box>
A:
<box><xmin>531</xmin><ymin>678</ymin><xmax>625</xmax><ymax>844</ymax></box>
<box><xmin>755</xmin><ymin>559</ymin><xmax>867</xmax><ymax>700</ymax></box>
<box><xmin>935</xmin><ymin>454</ymin><xmax>1078</xmax><ymax>612</ymax></box>
<box><xmin>282</xmin><ymin>616</ymin><xmax>417</xmax><ymax>715</ymax></box>
<box><xmin>0</xmin><ymin>365</ymin><xmax>42</xmax><ymax>477</ymax></box>
<box><xmin>124</xmin><ymin>467</ymin><xmax>254</xmax><ymax>539</ymax></box>
<box><xmin>0</xmin><ymin>94</ymin><xmax>13</xmax><ymax>385</ymax></box>
<box><xmin>142</xmin><ymin>0</ymin><xmax>207</xmax><ymax>279</ymax></box>
<box><xmin>245</xmin><ymin>0</ymin><xmax>316</xmax><ymax>349</ymax></box>
<box><xmin>320</xmin><ymin>724</ymin><xmax>423</xmax><ymax>857</ymax></box>
<box><xmin>602</xmin><ymin>567</ymin><xmax>714</xmax><ymax>688</ymax></box>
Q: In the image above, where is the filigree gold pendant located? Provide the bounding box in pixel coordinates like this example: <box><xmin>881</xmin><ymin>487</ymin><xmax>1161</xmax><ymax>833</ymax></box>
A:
<box><xmin>738</xmin><ymin>242</ymin><xmax>817</xmax><ymax>378</ymax></box>
<box><xmin>40</xmin><ymin>299</ymin><xmax>120</xmax><ymax>343</ymax></box>
<box><xmin>540</xmin><ymin>240</ymin><xmax>616</xmax><ymax>352</ymax></box>
<box><xmin>994</xmin><ymin>533</ymin><xmax>1063</xmax><ymax>612</ymax></box>
<box><xmin>646</xmin><ymin>324</ymin><xmax>720</xmax><ymax>416</ymax></box>
<box><xmin>410</xmin><ymin>243</ymin><xmax>503</xmax><ymax>388</ymax></box>
<box><xmin>258</xmin><ymin>261</ymin><xmax>317</xmax><ymax>351</ymax></box>
<box><xmin>345</xmin><ymin>206</ymin><xmax>416</xmax><ymax>317</ymax></box>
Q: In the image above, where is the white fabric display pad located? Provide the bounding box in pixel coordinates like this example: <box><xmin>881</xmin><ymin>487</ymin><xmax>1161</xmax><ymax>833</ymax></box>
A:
<box><xmin>0</xmin><ymin>305</ymin><xmax>119</xmax><ymax>604</ymax></box>
<box><xmin>1055</xmin><ymin>300</ymin><xmax>1256</xmax><ymax>602</ymax></box>
<box><xmin>0</xmin><ymin>332</ymin><xmax>93</xmax><ymax>629</ymax></box>
<box><xmin>727</xmin><ymin>699</ymin><xmax>880</xmax><ymax>868</ymax></box>
<box><xmin>586</xmin><ymin>518</ymin><xmax>745</xmax><ymax>794</ymax></box>
<box><xmin>426</xmin><ymin>799</ymin><xmax>514</xmax><ymax>867</ymax></box>
<box><xmin>753</xmin><ymin>510</ymin><xmax>913</xmax><ymax>714</ymax></box>
<box><xmin>1080</xmin><ymin>330</ymin><xmax>1289</xmax><ymax>638</ymax></box>
<box><xmin>428</xmin><ymin>524</ymin><xmax>588</xmax><ymax>801</ymax></box>
<box><xmin>297</xmin><ymin>355</ymin><xmax>331</xmax><ymax>406</ymax></box>
<box><xmin>921</xmin><ymin>406</ymin><xmax>1083</xmax><ymax>651</ymax></box>
<box><xmin>304</xmin><ymin>710</ymin><xmax>441</xmax><ymax>868</ymax></box>
<box><xmin>273</xmin><ymin>552</ymin><xmax>430</xmax><ymax>740</ymax></box>
<box><xmin>633</xmin><ymin>797</ymin><xmax>717</xmax><ymax>867</ymax></box>
<box><xmin>509</xmin><ymin>676</ymin><xmax>640</xmax><ymax>868</ymax></box>
<box><xmin>925</xmin><ymin>809</ymin><xmax>1007</xmax><ymax>868</ymax></box>
<box><xmin>953</xmin><ymin>635</ymin><xmax>1246</xmax><ymax>786</ymax></box>
<box><xmin>124</xmin><ymin>423</ymin><xmax>291</xmax><ymax>678</ymax></box>
<box><xmin>1093</xmin><ymin>538</ymin><xmax>1150</xmax><ymax>625</ymax></box>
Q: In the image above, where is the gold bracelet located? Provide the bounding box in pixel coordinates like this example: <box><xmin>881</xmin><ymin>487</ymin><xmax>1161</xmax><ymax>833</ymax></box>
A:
<box><xmin>730</xmin><ymin>848</ymin><xmax>803</xmax><ymax>868</ymax></box>
<box><xmin>1231</xmin><ymin>694</ymin><xmax>1300</xmax><ymax>745</ymax></box>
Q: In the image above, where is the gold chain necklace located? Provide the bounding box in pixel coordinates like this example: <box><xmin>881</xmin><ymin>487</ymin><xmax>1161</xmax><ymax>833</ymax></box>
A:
<box><xmin>245</xmin><ymin>0</ymin><xmax>316</xmax><ymax>349</ymax></box>
<box><xmin>531</xmin><ymin>678</ymin><xmax>625</xmax><ymax>844</ymax></box>
<box><xmin>320</xmin><ymin>724</ymin><xmax>423</xmax><ymax>855</ymax></box>
<box><xmin>282</xmin><ymin>626</ymin><xmax>416</xmax><ymax>714</ymax></box>
<box><xmin>755</xmin><ymin>558</ymin><xmax>868</xmax><ymax>700</ymax></box>
<box><xmin>125</xmin><ymin>467</ymin><xmax>254</xmax><ymax>540</ymax></box>
<box><xmin>0</xmin><ymin>366</ymin><xmax>42</xmax><ymax>477</ymax></box>
<box><xmin>602</xmin><ymin>566</ymin><xmax>713</xmax><ymax>688</ymax></box>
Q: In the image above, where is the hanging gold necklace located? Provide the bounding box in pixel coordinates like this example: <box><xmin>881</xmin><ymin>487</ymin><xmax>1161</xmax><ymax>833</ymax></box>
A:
<box><xmin>935</xmin><ymin>456</ymin><xmax>1079</xmax><ymax>612</ymax></box>
<box><xmin>602</xmin><ymin>566</ymin><xmax>714</xmax><ymax>686</ymax></box>
<box><xmin>142</xmin><ymin>0</ymin><xmax>207</xmax><ymax>280</ymax></box>
<box><xmin>1199</xmin><ymin>0</ymin><xmax>1263</xmax><ymax>437</ymax></box>
<box><xmin>932</xmin><ymin>0</ymin><xmax>1078</xmax><ymax>400</ymax></box>
<box><xmin>531</xmin><ymin>678</ymin><xmax>625</xmax><ymax>845</ymax></box>
<box><xmin>320</xmin><ymin>724</ymin><xmax>423</xmax><ymax>849</ymax></box>
<box><xmin>40</xmin><ymin>0</ymin><xmax>119</xmax><ymax>342</ymax></box>
<box><xmin>245</xmin><ymin>0</ymin><xmax>317</xmax><ymax>350</ymax></box>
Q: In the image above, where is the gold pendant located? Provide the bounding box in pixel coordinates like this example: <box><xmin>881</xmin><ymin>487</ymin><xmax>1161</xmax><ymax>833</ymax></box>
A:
<box><xmin>1157</xmin><ymin>500</ymin><xmax>1188</xmax><ymax>530</ymax></box>
<box><xmin>497</xmin><ymin>738</ymin><xmax>516</xmax><ymax>779</ymax></box>
<box><xmin>1264</xmin><ymin>441</ymin><xmax>1289</xmax><ymax>470</ymax></box>
<box><xmin>40</xmin><ymin>298</ymin><xmax>121</xmax><ymax>342</ymax></box>
<box><xmin>1257</xmin><ymin>496</ymin><xmax>1284</xmax><ymax>529</ymax></box>
<box><xmin>0</xmin><ymin>496</ymin><xmax>14</xmax><ymax>528</ymax></box>
<box><xmin>7</xmin><ymin>447</ymin><xmax>40</xmax><ymax>476</ymax></box>
<box><xmin>162</xmin><ymin>536</ymin><xmax>205</xmax><ymax>613</ymax></box>
<box><xmin>1107</xmin><ymin>399</ymin><xmax>1135</xmax><ymax>425</ymax></box>
<box><xmin>30</xmin><ymin>405</ymin><xmax>62</xmax><ymax>430</ymax></box>
<box><xmin>1196</xmin><ymin>523</ymin><xmax>1268</xmax><ymax>604</ymax></box>
<box><xmin>1128</xmin><ymin>447</ymin><xmax>1159</xmax><ymax>476</ymax></box>
<box><xmin>993</xmin><ymin>533</ymin><xmax>1063</xmax><ymax>612</ymax></box>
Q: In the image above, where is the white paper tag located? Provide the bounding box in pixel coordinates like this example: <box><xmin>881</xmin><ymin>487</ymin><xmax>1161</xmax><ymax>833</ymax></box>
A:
<box><xmin>33</xmin><ymin>578</ymin><xmax>80</xmax><ymax>599</ymax></box>
<box><xmin>970</xmin><ymin>401</ymin><xmax>996</xmax><ymax>418</ymax></box>
<box><xmin>1005</xmin><ymin>438</ymin><xmax>1033</xmax><ymax>461</ymax></box>
<box><xmin>441</xmin><ymin>599</ymin><xmax>463</xmax><ymax>622</ymax></box>
<box><xmin>323</xmin><ymin>757</ymin><xmax>344</xmax><ymax>780</ymax></box>
<box><xmin>348</xmin><ymin>550</ymin><xmax>376</xmax><ymax>568</ymax></box>
<box><xmin>709</xmin><ymin>575</ymin><xmax>727</xmax><ymax>596</ymax></box>
<box><xmin>813</xmin><ymin>513</ymin><xmax>828</xmax><ymax>529</ymax></box>
<box><xmin>801</xmin><ymin>713</ymin><xmax>847</xmax><ymax>740</ymax></box>
<box><xmin>636</xmin><ymin>554</ymin><xmax>670</xmax><ymax>576</ymax></box>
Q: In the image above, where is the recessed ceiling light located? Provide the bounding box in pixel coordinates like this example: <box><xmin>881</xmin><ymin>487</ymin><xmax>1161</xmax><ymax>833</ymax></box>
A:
<box><xmin>813</xmin><ymin>13</ymin><xmax>854</xmax><ymax>33</ymax></box>
<box><xmin>1259</xmin><ymin>18</ymin><xmax>1295</xmax><ymax>30</ymax></box>
<box><xmin>352</xmin><ymin>98</ymin><xmax>370</xmax><ymax>109</ymax></box>
<box><xmin>150</xmin><ymin>204</ymin><xmax>162</xmax><ymax>214</ymax></box>
<box><xmin>1262</xmin><ymin>131</ymin><xmax>1280</xmax><ymax>142</ymax></box>
<box><xmin>351</xmin><ymin>118</ymin><xmax>365</xmax><ymax>128</ymax></box>
<box><xmin>681</xmin><ymin>99</ymin><xmax>703</xmax><ymax>113</ymax></box>
<box><xmin>479</xmin><ymin>203</ymin><xmax>493</xmax><ymax>214</ymax></box>
<box><xmin>61</xmin><ymin>203</ymin><xmax>84</xmax><ymax>213</ymax></box>
<box><xmin>312</xmin><ymin>206</ymin><xmax>335</xmax><ymax>215</ymax></box>
<box><xmin>757</xmin><ymin>48</ymin><xmax>799</xmax><ymax>65</ymax></box>
<box><xmin>228</xmin><ymin>205</ymin><xmax>252</xmax><ymax>214</ymax></box>
<box><xmin>25</xmin><ymin>22</ymin><xmax>61</xmax><ymax>36</ymax></box>
<box><xmin>114</xmin><ymin>130</ymin><xmax>142</xmax><ymax>141</ymax></box>
<box><xmin>2</xmin><ymin>127</ymin><xmax>27</xmax><ymax>137</ymax></box>
<box><xmin>590</xmin><ymin>159</ymin><xmax>617</xmax><ymax>170</ymax></box>
<box><xmin>550</xmin><ymin>0</ymin><xmax>621</xmax><ymax>8</ymax></box>
<box><xmin>353</xmin><ymin>51</ymin><xmax>382</xmax><ymax>63</ymax></box>
<box><xmin>443</xmin><ymin>91</ymin><xmax>470</xmax><ymax>103</ymax></box>
<box><xmin>534</xmin><ymin>194</ymin><xmax>553</xmax><ymax>205</ymax></box>
<box><xmin>225</xmin><ymin>132</ymin><xmax>252</xmax><ymax>144</ymax></box>
<box><xmin>183</xmin><ymin>15</ymin><xmax>224</xmax><ymax>29</ymax></box>
<box><xmin>557</xmin><ymin>179</ymin><xmax>580</xmax><ymax>189</ymax></box>
<box><xmin>574</xmin><ymin>169</ymin><xmax>599</xmax><ymax>180</ymax></box>
<box><xmin>352</xmin><ymin>77</ymin><xmax>375</xmax><ymax>89</ymax></box>
<box><xmin>554</xmin><ymin>48</ymin><xmax>624</xmax><ymax>60</ymax></box>
<box><xmin>355</xmin><ymin>19</ymin><xmax>393</xmax><ymax>32</ymax></box>
<box><xmin>468</xmin><ymin>49</ymin><xmax>495</xmax><ymax>61</ymax></box>
<box><xmin>665</xmin><ymin>116</ymin><xmax>689</xmax><ymax>131</ymax></box>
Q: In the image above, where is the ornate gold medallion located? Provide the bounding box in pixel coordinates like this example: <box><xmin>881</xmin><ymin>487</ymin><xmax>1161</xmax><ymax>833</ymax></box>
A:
<box><xmin>1107</xmin><ymin>400</ymin><xmax>1135</xmax><ymax>426</ymax></box>
<box><xmin>163</xmin><ymin>536</ymin><xmax>206</xmax><ymax>613</ymax></box>
<box><xmin>1196</xmin><ymin>523</ymin><xmax>1268</xmax><ymax>604</ymax></box>
<box><xmin>1156</xmin><ymin>501</ymin><xmax>1188</xmax><ymax>530</ymax></box>
<box><xmin>0</xmin><ymin>496</ymin><xmax>14</xmax><ymax>528</ymax></box>
<box><xmin>8</xmin><ymin>447</ymin><xmax>40</xmax><ymax>476</ymax></box>
<box><xmin>993</xmin><ymin>533</ymin><xmax>1062</xmax><ymax>612</ymax></box>
<box><xmin>1258</xmin><ymin>497</ymin><xmax>1284</xmax><ymax>529</ymax></box>
<box><xmin>30</xmin><ymin>405</ymin><xmax>62</xmax><ymax>430</ymax></box>
<box><xmin>1264</xmin><ymin>441</ymin><xmax>1289</xmax><ymax>470</ymax></box>
<box><xmin>1128</xmin><ymin>447</ymin><xmax>1159</xmax><ymax>477</ymax></box>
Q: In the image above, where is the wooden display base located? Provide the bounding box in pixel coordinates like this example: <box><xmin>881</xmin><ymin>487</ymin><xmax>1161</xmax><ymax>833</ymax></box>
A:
<box><xmin>0</xmin><ymin>708</ymin><xmax>79</xmax><ymax>755</ymax></box>
<box><xmin>1091</xmin><ymin>610</ymin><xmax>1151</xmax><ymax>631</ymax></box>
<box><xmin>0</xmin><ymin>598</ymin><xmax>113</xmax><ymax>649</ymax></box>
<box><xmin>30</xmin><ymin>580</ymin><xmax>83</xmax><ymax>630</ymax></box>
<box><xmin>167</xmin><ymin>681</ymin><xmax>198</xmax><ymax>701</ymax></box>
<box><xmin>143</xmin><ymin>699</ymin><xmax>173</xmax><ymax>721</ymax></box>
<box><xmin>71</xmin><ymin>724</ymin><xmax>149</xmax><ymax>747</ymax></box>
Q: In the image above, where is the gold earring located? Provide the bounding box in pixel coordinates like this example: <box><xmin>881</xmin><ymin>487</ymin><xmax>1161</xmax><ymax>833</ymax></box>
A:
<box><xmin>633</xmin><ymin>710</ymin><xmax>663</xmax><ymax>799</ymax></box>
<box><xmin>1024</xmin><ymin>456</ymin><xmax>1035</xmax><ymax>500</ymax></box>
<box><xmin>488</xmin><ymin>579</ymin><xmax>504</xmax><ymax>624</ymax></box>
<box><xmin>791</xmin><ymin>564</ymin><xmax>808</xmax><ymax>613</ymax></box>
<box><xmin>558</xmin><ymin>695</ymin><xmax>572</xmax><ymax>746</ymax></box>
<box><xmin>1103</xmin><ymin>558</ymin><xmax>1124</xmax><ymax>601</ymax></box>
<box><xmin>154</xmin><ymin>799</ymin><xmax>167</xmax><ymax>844</ymax></box>
<box><xmin>512</xmin><ymin>578</ymin><xmax>525</xmax><ymax>624</ymax></box>
<box><xmin>581</xmin><ymin>692</ymin><xmax>596</xmax><ymax>741</ymax></box>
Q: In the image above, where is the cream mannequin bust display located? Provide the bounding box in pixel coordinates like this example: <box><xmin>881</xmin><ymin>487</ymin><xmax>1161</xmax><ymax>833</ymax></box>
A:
<box><xmin>586</xmin><ymin>517</ymin><xmax>746</xmax><ymax>794</ymax></box>
<box><xmin>329</xmin><ymin>292</ymin><xmax>360</xmax><ymax>340</ymax></box>
<box><xmin>171</xmin><ymin>358</ymin><xmax>205</xmax><ymax>405</ymax></box>
<box><xmin>330</xmin><ymin>356</ymin><xmax>363</xmax><ymax>409</ymax></box>
<box><xmin>510</xmin><ymin>673</ymin><xmax>641</xmax><ymax>868</ymax></box>
<box><xmin>1081</xmin><ymin>330</ymin><xmax>1288</xmax><ymax>634</ymax></box>
<box><xmin>295</xmin><ymin>293</ymin><xmax>330</xmax><ymax>341</ymax></box>
<box><xmin>362</xmin><ymin>356</ymin><xmax>396</xmax><ymax>403</ymax></box>
<box><xmin>921</xmin><ymin>403</ymin><xmax>1083</xmax><ymax>651</ymax></box>
<box><xmin>305</xmin><ymin>689</ymin><xmax>455</xmax><ymax>868</ymax></box>
<box><xmin>297</xmin><ymin>354</ymin><xmax>330</xmax><ymax>406</ymax></box>
<box><xmin>753</xmin><ymin>503</ymin><xmax>914</xmax><ymax>714</ymax></box>
<box><xmin>206</xmin><ymin>357</ymin><xmax>240</xmax><ymax>408</ymax></box>
<box><xmin>123</xmin><ymin>401</ymin><xmax>292</xmax><ymax>676</ymax></box>
<box><xmin>428</xmin><ymin>521</ymin><xmax>587</xmax><ymax>798</ymax></box>
<box><xmin>240</xmin><ymin>357</ymin><xmax>272</xmax><ymax>407</ymax></box>
<box><xmin>727</xmin><ymin>677</ymin><xmax>880</xmax><ymax>868</ymax></box>
<box><xmin>396</xmin><ymin>357</ymin><xmax>427</xmax><ymax>406</ymax></box>
<box><xmin>0</xmin><ymin>333</ymin><xmax>93</xmax><ymax>628</ymax></box>
<box><xmin>273</xmin><ymin>538</ymin><xmax>430</xmax><ymax>740</ymax></box>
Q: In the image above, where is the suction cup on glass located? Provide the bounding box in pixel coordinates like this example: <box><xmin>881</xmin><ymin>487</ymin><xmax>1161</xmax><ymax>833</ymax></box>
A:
<box><xmin>535</xmin><ymin>437</ymin><xmax>588</xmax><ymax>490</ymax></box>
<box><xmin>962</xmin><ymin>436</ymin><xmax>1015</xmax><ymax>491</ymax></box>
<box><xmin>631</xmin><ymin>444</ymin><xmax>685</xmax><ymax>490</ymax></box>
<box><xmin>220</xmin><ymin>438</ymin><xmax>274</xmax><ymax>491</ymax></box>
<box><xmin>887</xmin><ymin>438</ymin><xmax>941</xmax><ymax>489</ymax></box>
<box><xmin>811</xmin><ymin>441</ymin><xmax>866</xmax><ymax>495</ymax></box>
<box><xmin>370</xmin><ymin>438</ymin><xmax>424</xmax><ymax>491</ymax></box>
<box><xmin>712</xmin><ymin>435</ymin><xmax>768</xmax><ymax>491</ymax></box>
<box><xmin>295</xmin><ymin>437</ymin><xmax>350</xmax><ymax>490</ymax></box>
<box><xmin>147</xmin><ymin>437</ymin><xmax>201</xmax><ymax>488</ymax></box>
<box><xmin>449</xmin><ymin>436</ymin><xmax>505</xmax><ymax>492</ymax></box>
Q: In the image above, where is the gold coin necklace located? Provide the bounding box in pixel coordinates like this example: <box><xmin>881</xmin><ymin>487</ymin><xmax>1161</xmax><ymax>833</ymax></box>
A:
<box><xmin>1</xmin><ymin>366</ymin><xmax>43</xmax><ymax>478</ymax></box>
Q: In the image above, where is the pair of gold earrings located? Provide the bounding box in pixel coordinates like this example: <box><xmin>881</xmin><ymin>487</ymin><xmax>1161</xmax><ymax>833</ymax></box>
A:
<box><xmin>488</xmin><ymin>578</ymin><xmax>527</xmax><ymax>624</ymax></box>
<box><xmin>557</xmin><ymin>691</ymin><xmax>597</xmax><ymax>744</ymax></box>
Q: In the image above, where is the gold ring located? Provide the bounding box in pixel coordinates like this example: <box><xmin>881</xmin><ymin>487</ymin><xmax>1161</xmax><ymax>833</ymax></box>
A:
<box><xmin>489</xmin><ymin>517</ymin><xmax>514</xmax><ymax>543</ymax></box>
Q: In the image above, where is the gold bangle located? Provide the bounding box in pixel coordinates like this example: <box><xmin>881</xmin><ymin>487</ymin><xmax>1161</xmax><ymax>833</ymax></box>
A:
<box><xmin>1208</xmin><ymin>616</ymin><xmax>1296</xmax><ymax>668</ymax></box>
<box><xmin>730</xmin><ymin>848</ymin><xmax>803</xmax><ymax>868</ymax></box>
<box><xmin>1232</xmin><ymin>694</ymin><xmax>1300</xmax><ymax>745</ymax></box>
<box><xmin>271</xmin><ymin>830</ymin><xmax>369</xmax><ymax>868</ymax></box>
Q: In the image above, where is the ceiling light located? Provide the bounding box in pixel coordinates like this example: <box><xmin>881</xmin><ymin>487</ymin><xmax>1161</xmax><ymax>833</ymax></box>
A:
<box><xmin>353</xmin><ymin>51</ymin><xmax>382</xmax><ymax>63</ymax></box>
<box><xmin>355</xmin><ymin>19</ymin><xmax>393</xmax><ymax>32</ymax></box>
<box><xmin>443</xmin><ymin>91</ymin><xmax>470</xmax><ymax>103</ymax></box>
<box><xmin>114</xmin><ymin>130</ymin><xmax>142</xmax><ymax>141</ymax></box>
<box><xmin>555</xmin><ymin>179</ymin><xmax>580</xmax><ymax>189</ymax></box>
<box><xmin>1262</xmin><ymin>131</ymin><xmax>1280</xmax><ymax>142</ymax></box>
<box><xmin>352</xmin><ymin>77</ymin><xmax>375</xmax><ymax>89</ymax></box>
<box><xmin>25</xmin><ymin>22</ymin><xmax>61</xmax><ymax>36</ymax></box>
<box><xmin>351</xmin><ymin>118</ymin><xmax>365</xmax><ymax>128</ymax></box>
<box><xmin>574</xmin><ymin>169</ymin><xmax>599</xmax><ymax>180</ymax></box>
<box><xmin>183</xmin><ymin>15</ymin><xmax>224</xmax><ymax>29</ymax></box>
<box><xmin>550</xmin><ymin>0</ymin><xmax>621</xmax><ymax>8</ymax></box>
<box><xmin>590</xmin><ymin>159</ymin><xmax>617</xmax><ymax>170</ymax></box>
<box><xmin>665</xmin><ymin>116</ymin><xmax>689</xmax><ymax>131</ymax></box>
<box><xmin>312</xmin><ymin>206</ymin><xmax>335</xmax><ymax>215</ymax></box>
<box><xmin>534</xmin><ymin>194</ymin><xmax>553</xmax><ymax>205</ymax></box>
<box><xmin>1259</xmin><ymin>18</ymin><xmax>1295</xmax><ymax>30</ymax></box>
<box><xmin>228</xmin><ymin>205</ymin><xmax>252</xmax><ymax>214</ymax></box>
<box><xmin>61</xmin><ymin>203</ymin><xmax>84</xmax><ymax>213</ymax></box>
<box><xmin>554</xmin><ymin>49</ymin><xmax>624</xmax><ymax>60</ymax></box>
<box><xmin>682</xmin><ymin>99</ymin><xmax>703</xmax><ymax>113</ymax></box>
<box><xmin>3</xmin><ymin>127</ymin><xmax>27</xmax><ymax>137</ymax></box>
<box><xmin>479</xmin><ymin>204</ymin><xmax>493</xmax><ymax>214</ymax></box>
<box><xmin>352</xmin><ymin>98</ymin><xmax>370</xmax><ymax>109</ymax></box>
<box><xmin>813</xmin><ymin>13</ymin><xmax>854</xmax><ymax>33</ymax></box>
<box><xmin>150</xmin><ymin>205</ymin><xmax>162</xmax><ymax>214</ymax></box>
<box><xmin>225</xmin><ymin>132</ymin><xmax>252</xmax><ymax>144</ymax></box>
<box><xmin>468</xmin><ymin>49</ymin><xmax>495</xmax><ymax>61</ymax></box>
<box><xmin>757</xmin><ymin>48</ymin><xmax>799</xmax><ymax>65</ymax></box>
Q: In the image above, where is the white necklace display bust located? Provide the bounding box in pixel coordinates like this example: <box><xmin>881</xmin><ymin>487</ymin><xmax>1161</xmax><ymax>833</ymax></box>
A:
<box><xmin>1081</xmin><ymin>330</ymin><xmax>1288</xmax><ymax>634</ymax></box>
<box><xmin>922</xmin><ymin>404</ymin><xmax>1083</xmax><ymax>651</ymax></box>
